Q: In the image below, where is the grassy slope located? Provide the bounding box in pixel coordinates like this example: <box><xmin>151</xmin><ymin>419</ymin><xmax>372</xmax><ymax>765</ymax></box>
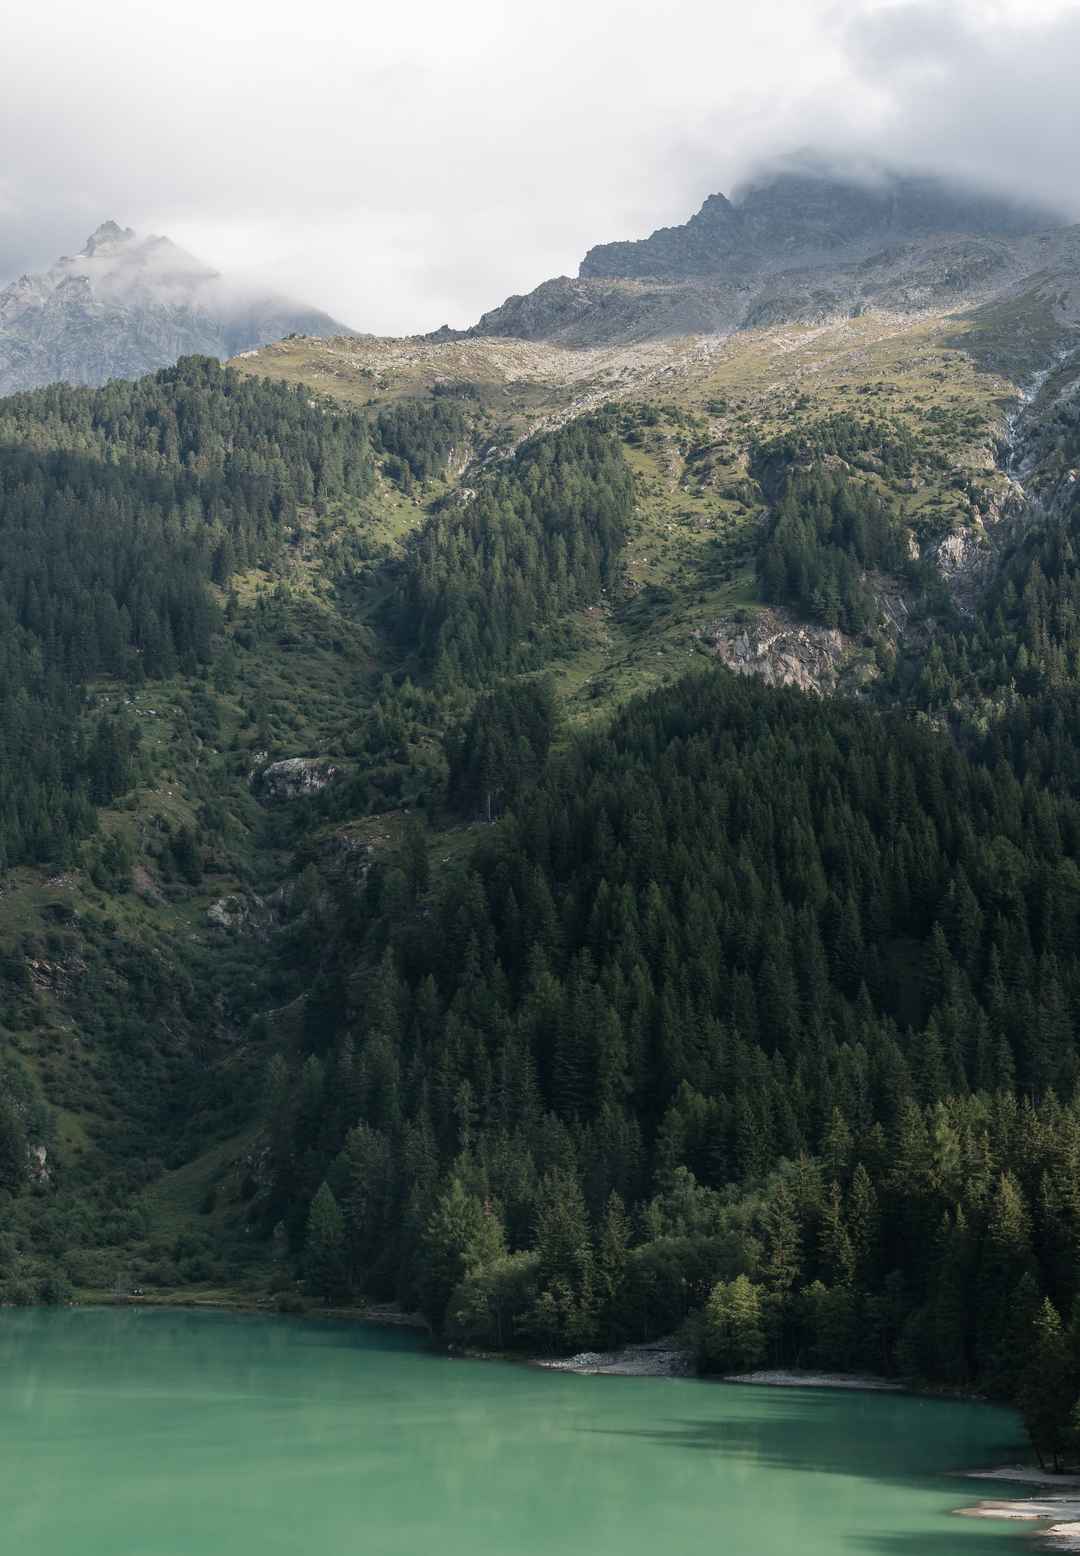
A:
<box><xmin>233</xmin><ymin>303</ymin><xmax>1035</xmax><ymax>723</ymax></box>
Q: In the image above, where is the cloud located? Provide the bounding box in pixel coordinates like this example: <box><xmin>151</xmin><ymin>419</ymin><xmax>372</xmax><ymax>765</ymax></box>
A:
<box><xmin>834</xmin><ymin>1</ymin><xmax>1080</xmax><ymax>211</ymax></box>
<box><xmin>0</xmin><ymin>0</ymin><xmax>1078</xmax><ymax>333</ymax></box>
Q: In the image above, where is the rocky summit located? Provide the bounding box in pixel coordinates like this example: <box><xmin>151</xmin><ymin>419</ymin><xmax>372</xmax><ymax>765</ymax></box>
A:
<box><xmin>0</xmin><ymin>221</ymin><xmax>352</xmax><ymax>393</ymax></box>
<box><xmin>579</xmin><ymin>164</ymin><xmax>1059</xmax><ymax>280</ymax></box>
<box><xmin>452</xmin><ymin>162</ymin><xmax>1073</xmax><ymax>347</ymax></box>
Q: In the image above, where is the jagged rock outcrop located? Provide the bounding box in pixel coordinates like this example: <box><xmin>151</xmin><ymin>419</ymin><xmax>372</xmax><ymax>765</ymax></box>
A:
<box><xmin>206</xmin><ymin>893</ymin><xmax>274</xmax><ymax>936</ymax></box>
<box><xmin>0</xmin><ymin>222</ymin><xmax>352</xmax><ymax>393</ymax></box>
<box><xmin>931</xmin><ymin>526</ymin><xmax>997</xmax><ymax>608</ymax></box>
<box><xmin>252</xmin><ymin>757</ymin><xmax>340</xmax><ymax>802</ymax></box>
<box><xmin>701</xmin><ymin>609</ymin><xmax>853</xmax><ymax>695</ymax></box>
<box><xmin>465</xmin><ymin>276</ymin><xmax>748</xmax><ymax>344</ymax></box>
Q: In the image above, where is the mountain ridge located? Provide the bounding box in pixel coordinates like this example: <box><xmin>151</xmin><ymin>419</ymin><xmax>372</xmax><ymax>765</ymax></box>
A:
<box><xmin>437</xmin><ymin>164</ymin><xmax>1075</xmax><ymax>348</ymax></box>
<box><xmin>580</xmin><ymin>166</ymin><xmax>1063</xmax><ymax>281</ymax></box>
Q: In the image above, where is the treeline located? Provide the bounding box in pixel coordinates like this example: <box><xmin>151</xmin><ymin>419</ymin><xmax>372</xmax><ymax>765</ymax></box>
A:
<box><xmin>260</xmin><ymin>668</ymin><xmax>1080</xmax><ymax>1454</ymax></box>
<box><xmin>393</xmin><ymin>419</ymin><xmax>631</xmax><ymax>684</ymax></box>
<box><xmin>0</xmin><ymin>357</ymin><xmax>373</xmax><ymax>865</ymax></box>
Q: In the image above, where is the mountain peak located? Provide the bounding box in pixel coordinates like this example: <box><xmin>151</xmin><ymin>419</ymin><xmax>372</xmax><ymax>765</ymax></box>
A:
<box><xmin>82</xmin><ymin>221</ymin><xmax>136</xmax><ymax>256</ymax></box>
<box><xmin>579</xmin><ymin>163</ymin><xmax>1063</xmax><ymax>282</ymax></box>
<box><xmin>0</xmin><ymin>223</ymin><xmax>354</xmax><ymax>394</ymax></box>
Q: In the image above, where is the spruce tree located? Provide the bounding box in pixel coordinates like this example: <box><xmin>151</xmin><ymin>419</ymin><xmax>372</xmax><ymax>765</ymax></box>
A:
<box><xmin>1019</xmin><ymin>1300</ymin><xmax>1077</xmax><ymax>1471</ymax></box>
<box><xmin>305</xmin><ymin>1182</ymin><xmax>347</xmax><ymax>1305</ymax></box>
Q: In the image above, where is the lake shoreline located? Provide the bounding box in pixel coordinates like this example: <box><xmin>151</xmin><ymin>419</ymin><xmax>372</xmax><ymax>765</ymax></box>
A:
<box><xmin>533</xmin><ymin>1342</ymin><xmax>957</xmax><ymax>1397</ymax></box>
<box><xmin>535</xmin><ymin>1340</ymin><xmax>695</xmax><ymax>1377</ymax></box>
<box><xmin>534</xmin><ymin>1346</ymin><xmax>909</xmax><ymax>1389</ymax></box>
<box><xmin>953</xmin><ymin>1469</ymin><xmax>1080</xmax><ymax>1553</ymax></box>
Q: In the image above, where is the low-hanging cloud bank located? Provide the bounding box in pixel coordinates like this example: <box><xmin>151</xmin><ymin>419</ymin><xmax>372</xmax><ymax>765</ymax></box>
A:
<box><xmin>1</xmin><ymin>0</ymin><xmax>1078</xmax><ymax>335</ymax></box>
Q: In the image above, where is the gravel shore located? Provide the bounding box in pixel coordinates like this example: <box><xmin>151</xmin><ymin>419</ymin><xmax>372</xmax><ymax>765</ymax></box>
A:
<box><xmin>535</xmin><ymin>1350</ymin><xmax>909</xmax><ymax>1387</ymax></box>
<box><xmin>955</xmin><ymin>1467</ymin><xmax>1080</xmax><ymax>1550</ymax></box>
<box><xmin>535</xmin><ymin>1340</ymin><xmax>694</xmax><ymax>1376</ymax></box>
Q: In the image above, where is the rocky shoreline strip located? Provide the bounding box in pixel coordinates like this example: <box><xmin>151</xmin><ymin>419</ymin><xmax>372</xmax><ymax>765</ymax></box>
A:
<box><xmin>954</xmin><ymin>1468</ymin><xmax>1080</xmax><ymax>1552</ymax></box>
<box><xmin>535</xmin><ymin>1340</ymin><xmax>695</xmax><ymax>1376</ymax></box>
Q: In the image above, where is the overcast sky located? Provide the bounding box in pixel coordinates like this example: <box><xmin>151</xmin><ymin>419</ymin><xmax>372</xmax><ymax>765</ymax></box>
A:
<box><xmin>2</xmin><ymin>0</ymin><xmax>1079</xmax><ymax>334</ymax></box>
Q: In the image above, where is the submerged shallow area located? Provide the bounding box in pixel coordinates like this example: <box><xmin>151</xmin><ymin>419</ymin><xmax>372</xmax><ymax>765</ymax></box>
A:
<box><xmin>0</xmin><ymin>1308</ymin><xmax>1032</xmax><ymax>1556</ymax></box>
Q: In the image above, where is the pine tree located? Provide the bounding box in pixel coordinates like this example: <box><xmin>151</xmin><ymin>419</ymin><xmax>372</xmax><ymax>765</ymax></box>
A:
<box><xmin>526</xmin><ymin>1168</ymin><xmax>595</xmax><ymax>1349</ymax></box>
<box><xmin>977</xmin><ymin>1172</ymin><xmax>1035</xmax><ymax>1394</ymax></box>
<box><xmin>847</xmin><ymin>1164</ymin><xmax>880</xmax><ymax>1292</ymax></box>
<box><xmin>596</xmin><ymin>1191</ymin><xmax>631</xmax><ymax>1344</ymax></box>
<box><xmin>305</xmin><ymin>1182</ymin><xmax>347</xmax><ymax>1305</ymax></box>
<box><xmin>819</xmin><ymin>1181</ymin><xmax>856</xmax><ymax>1288</ymax></box>
<box><xmin>1019</xmin><ymin>1300</ymin><xmax>1077</xmax><ymax>1471</ymax></box>
<box><xmin>418</xmin><ymin>1177</ymin><xmax>506</xmax><ymax>1330</ymax></box>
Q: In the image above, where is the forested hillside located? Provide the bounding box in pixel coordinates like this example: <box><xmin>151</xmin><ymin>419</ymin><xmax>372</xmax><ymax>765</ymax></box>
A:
<box><xmin>3</xmin><ymin>301</ymin><xmax>1080</xmax><ymax>1475</ymax></box>
<box><xmin>395</xmin><ymin>419</ymin><xmax>631</xmax><ymax>684</ymax></box>
<box><xmin>0</xmin><ymin>358</ymin><xmax>373</xmax><ymax>867</ymax></box>
<box><xmin>262</xmin><ymin>668</ymin><xmax>1080</xmax><ymax>1447</ymax></box>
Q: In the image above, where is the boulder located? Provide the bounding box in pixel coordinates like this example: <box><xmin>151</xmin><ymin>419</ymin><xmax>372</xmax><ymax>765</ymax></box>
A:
<box><xmin>252</xmin><ymin>757</ymin><xmax>340</xmax><ymax>802</ymax></box>
<box><xmin>205</xmin><ymin>893</ymin><xmax>274</xmax><ymax>937</ymax></box>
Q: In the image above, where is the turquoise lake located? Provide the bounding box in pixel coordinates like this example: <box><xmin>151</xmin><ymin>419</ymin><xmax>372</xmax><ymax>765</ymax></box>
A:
<box><xmin>0</xmin><ymin>1308</ymin><xmax>1032</xmax><ymax>1555</ymax></box>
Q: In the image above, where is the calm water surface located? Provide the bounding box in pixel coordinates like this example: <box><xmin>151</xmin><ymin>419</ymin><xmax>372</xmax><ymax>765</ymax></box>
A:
<box><xmin>0</xmin><ymin>1309</ymin><xmax>1030</xmax><ymax>1555</ymax></box>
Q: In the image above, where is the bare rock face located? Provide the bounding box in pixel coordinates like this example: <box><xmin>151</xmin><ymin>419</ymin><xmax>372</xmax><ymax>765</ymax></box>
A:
<box><xmin>206</xmin><ymin>893</ymin><xmax>273</xmax><ymax>936</ymax></box>
<box><xmin>27</xmin><ymin>1144</ymin><xmax>50</xmax><ymax>1184</ymax></box>
<box><xmin>252</xmin><ymin>756</ymin><xmax>340</xmax><ymax>802</ymax></box>
<box><xmin>931</xmin><ymin>526</ymin><xmax>995</xmax><ymax>604</ymax></box>
<box><xmin>701</xmin><ymin>609</ymin><xmax>851</xmax><ymax>695</ymax></box>
<box><xmin>929</xmin><ymin>478</ymin><xmax>1029</xmax><ymax>612</ymax></box>
<box><xmin>537</xmin><ymin>1340</ymin><xmax>694</xmax><ymax>1377</ymax></box>
<box><xmin>463</xmin><ymin>275</ymin><xmax>748</xmax><ymax>346</ymax></box>
<box><xmin>0</xmin><ymin>222</ymin><xmax>351</xmax><ymax>393</ymax></box>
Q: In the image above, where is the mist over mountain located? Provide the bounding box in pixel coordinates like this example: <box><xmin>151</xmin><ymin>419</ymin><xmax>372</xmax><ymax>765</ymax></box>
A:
<box><xmin>0</xmin><ymin>222</ymin><xmax>353</xmax><ymax>393</ymax></box>
<box><xmin>579</xmin><ymin>163</ymin><xmax>1062</xmax><ymax>280</ymax></box>
<box><xmin>458</xmin><ymin>163</ymin><xmax>1074</xmax><ymax>347</ymax></box>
